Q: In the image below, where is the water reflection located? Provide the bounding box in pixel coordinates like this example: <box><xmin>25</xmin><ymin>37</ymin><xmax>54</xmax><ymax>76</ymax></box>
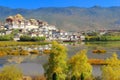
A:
<box><xmin>8</xmin><ymin>56</ymin><xmax>24</xmax><ymax>64</ymax></box>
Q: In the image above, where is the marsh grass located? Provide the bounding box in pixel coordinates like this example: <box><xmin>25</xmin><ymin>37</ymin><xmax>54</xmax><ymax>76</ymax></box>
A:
<box><xmin>0</xmin><ymin>41</ymin><xmax>50</xmax><ymax>47</ymax></box>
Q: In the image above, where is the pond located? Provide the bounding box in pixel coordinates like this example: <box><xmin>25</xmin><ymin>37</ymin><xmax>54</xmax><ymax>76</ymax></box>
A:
<box><xmin>67</xmin><ymin>41</ymin><xmax>120</xmax><ymax>59</ymax></box>
<box><xmin>0</xmin><ymin>41</ymin><xmax>120</xmax><ymax>77</ymax></box>
<box><xmin>67</xmin><ymin>41</ymin><xmax>120</xmax><ymax>76</ymax></box>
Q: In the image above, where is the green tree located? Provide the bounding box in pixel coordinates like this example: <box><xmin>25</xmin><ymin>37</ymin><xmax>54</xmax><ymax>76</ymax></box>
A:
<box><xmin>0</xmin><ymin>35</ymin><xmax>13</xmax><ymax>41</ymax></box>
<box><xmin>20</xmin><ymin>35</ymin><xmax>31</xmax><ymax>41</ymax></box>
<box><xmin>69</xmin><ymin>50</ymin><xmax>92</xmax><ymax>79</ymax></box>
<box><xmin>102</xmin><ymin>53</ymin><xmax>120</xmax><ymax>80</ymax></box>
<box><xmin>44</xmin><ymin>41</ymin><xmax>68</xmax><ymax>80</ymax></box>
<box><xmin>0</xmin><ymin>65</ymin><xmax>23</xmax><ymax>80</ymax></box>
<box><xmin>11</xmin><ymin>29</ymin><xmax>19</xmax><ymax>36</ymax></box>
<box><xmin>20</xmin><ymin>35</ymin><xmax>45</xmax><ymax>41</ymax></box>
<box><xmin>31</xmin><ymin>36</ymin><xmax>45</xmax><ymax>41</ymax></box>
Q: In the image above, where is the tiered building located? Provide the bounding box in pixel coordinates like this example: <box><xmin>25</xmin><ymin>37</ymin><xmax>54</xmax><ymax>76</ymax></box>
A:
<box><xmin>3</xmin><ymin>14</ymin><xmax>81</xmax><ymax>41</ymax></box>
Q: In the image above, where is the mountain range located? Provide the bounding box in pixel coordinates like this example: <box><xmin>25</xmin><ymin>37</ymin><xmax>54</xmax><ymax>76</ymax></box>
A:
<box><xmin>0</xmin><ymin>6</ymin><xmax>120</xmax><ymax>31</ymax></box>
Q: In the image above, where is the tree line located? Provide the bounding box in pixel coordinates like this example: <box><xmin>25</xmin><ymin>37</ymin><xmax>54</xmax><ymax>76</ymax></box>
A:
<box><xmin>20</xmin><ymin>35</ymin><xmax>45</xmax><ymax>41</ymax></box>
<box><xmin>0</xmin><ymin>34</ymin><xmax>45</xmax><ymax>41</ymax></box>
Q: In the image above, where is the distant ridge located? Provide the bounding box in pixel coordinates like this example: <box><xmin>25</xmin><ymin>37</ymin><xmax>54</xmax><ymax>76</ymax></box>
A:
<box><xmin>0</xmin><ymin>6</ymin><xmax>120</xmax><ymax>31</ymax></box>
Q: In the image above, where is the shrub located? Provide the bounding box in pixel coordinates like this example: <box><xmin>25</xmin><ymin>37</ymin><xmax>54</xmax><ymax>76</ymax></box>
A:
<box><xmin>20</xmin><ymin>50</ymin><xmax>29</xmax><ymax>55</ymax></box>
<box><xmin>0</xmin><ymin>65</ymin><xmax>23</xmax><ymax>80</ymax></box>
<box><xmin>30</xmin><ymin>50</ymin><xmax>39</xmax><ymax>54</ymax></box>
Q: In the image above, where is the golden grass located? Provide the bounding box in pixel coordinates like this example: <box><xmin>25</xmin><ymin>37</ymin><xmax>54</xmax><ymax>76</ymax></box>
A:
<box><xmin>0</xmin><ymin>41</ymin><xmax>50</xmax><ymax>47</ymax></box>
<box><xmin>88</xmin><ymin>59</ymin><xmax>107</xmax><ymax>65</ymax></box>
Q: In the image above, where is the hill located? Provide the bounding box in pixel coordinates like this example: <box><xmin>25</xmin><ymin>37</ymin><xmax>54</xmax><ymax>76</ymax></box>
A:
<box><xmin>0</xmin><ymin>6</ymin><xmax>120</xmax><ymax>31</ymax></box>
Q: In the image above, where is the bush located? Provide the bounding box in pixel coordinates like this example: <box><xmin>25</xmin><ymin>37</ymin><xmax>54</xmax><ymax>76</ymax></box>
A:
<box><xmin>0</xmin><ymin>51</ymin><xmax>6</xmax><ymax>56</ymax></box>
<box><xmin>20</xmin><ymin>50</ymin><xmax>29</xmax><ymax>55</ymax></box>
<box><xmin>0</xmin><ymin>65</ymin><xmax>23</xmax><ymax>80</ymax></box>
<box><xmin>30</xmin><ymin>50</ymin><xmax>39</xmax><ymax>54</ymax></box>
<box><xmin>43</xmin><ymin>50</ymin><xmax>51</xmax><ymax>54</ymax></box>
<box><xmin>10</xmin><ymin>50</ymin><xmax>20</xmax><ymax>55</ymax></box>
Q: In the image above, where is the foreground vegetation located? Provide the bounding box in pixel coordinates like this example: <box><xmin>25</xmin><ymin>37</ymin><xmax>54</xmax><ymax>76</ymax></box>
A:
<box><xmin>0</xmin><ymin>65</ymin><xmax>23</xmax><ymax>80</ymax></box>
<box><xmin>0</xmin><ymin>65</ymin><xmax>46</xmax><ymax>80</ymax></box>
<box><xmin>43</xmin><ymin>41</ymin><xmax>120</xmax><ymax>80</ymax></box>
<box><xmin>68</xmin><ymin>50</ymin><xmax>92</xmax><ymax>80</ymax></box>
<box><xmin>101</xmin><ymin>53</ymin><xmax>120</xmax><ymax>80</ymax></box>
<box><xmin>44</xmin><ymin>41</ymin><xmax>68</xmax><ymax>80</ymax></box>
<box><xmin>44</xmin><ymin>41</ymin><xmax>93</xmax><ymax>80</ymax></box>
<box><xmin>0</xmin><ymin>41</ymin><xmax>120</xmax><ymax>80</ymax></box>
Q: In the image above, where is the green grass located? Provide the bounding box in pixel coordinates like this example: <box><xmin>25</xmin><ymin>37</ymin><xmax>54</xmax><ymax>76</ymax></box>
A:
<box><xmin>0</xmin><ymin>41</ymin><xmax>50</xmax><ymax>56</ymax></box>
<box><xmin>85</xmin><ymin>41</ymin><xmax>120</xmax><ymax>48</ymax></box>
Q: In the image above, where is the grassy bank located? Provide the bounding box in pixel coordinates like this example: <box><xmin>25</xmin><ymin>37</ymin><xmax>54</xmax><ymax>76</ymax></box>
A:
<box><xmin>85</xmin><ymin>41</ymin><xmax>120</xmax><ymax>48</ymax></box>
<box><xmin>0</xmin><ymin>41</ymin><xmax>50</xmax><ymax>56</ymax></box>
<box><xmin>0</xmin><ymin>41</ymin><xmax>50</xmax><ymax>47</ymax></box>
<box><xmin>85</xmin><ymin>36</ymin><xmax>120</xmax><ymax>41</ymax></box>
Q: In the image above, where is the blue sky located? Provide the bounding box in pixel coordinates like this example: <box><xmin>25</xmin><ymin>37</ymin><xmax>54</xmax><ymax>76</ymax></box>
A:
<box><xmin>0</xmin><ymin>0</ymin><xmax>120</xmax><ymax>9</ymax></box>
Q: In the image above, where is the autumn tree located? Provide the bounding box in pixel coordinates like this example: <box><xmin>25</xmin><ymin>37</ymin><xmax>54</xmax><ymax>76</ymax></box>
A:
<box><xmin>0</xmin><ymin>65</ymin><xmax>23</xmax><ymax>80</ymax></box>
<box><xmin>69</xmin><ymin>50</ymin><xmax>92</xmax><ymax>80</ymax></box>
<box><xmin>44</xmin><ymin>41</ymin><xmax>68</xmax><ymax>80</ymax></box>
<box><xmin>102</xmin><ymin>53</ymin><xmax>120</xmax><ymax>80</ymax></box>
